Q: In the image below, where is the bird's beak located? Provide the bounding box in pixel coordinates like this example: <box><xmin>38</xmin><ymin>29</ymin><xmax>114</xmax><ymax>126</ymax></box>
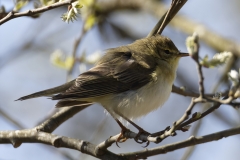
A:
<box><xmin>177</xmin><ymin>52</ymin><xmax>189</xmax><ymax>57</ymax></box>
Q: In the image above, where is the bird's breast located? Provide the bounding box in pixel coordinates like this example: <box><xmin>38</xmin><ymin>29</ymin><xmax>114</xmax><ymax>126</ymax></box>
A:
<box><xmin>103</xmin><ymin>67</ymin><xmax>176</xmax><ymax>120</ymax></box>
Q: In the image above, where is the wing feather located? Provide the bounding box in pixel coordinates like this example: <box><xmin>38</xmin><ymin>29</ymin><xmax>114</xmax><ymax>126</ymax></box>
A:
<box><xmin>52</xmin><ymin>50</ymin><xmax>155</xmax><ymax>100</ymax></box>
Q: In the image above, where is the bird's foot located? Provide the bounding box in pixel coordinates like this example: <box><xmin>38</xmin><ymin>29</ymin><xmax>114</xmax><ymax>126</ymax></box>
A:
<box><xmin>134</xmin><ymin>127</ymin><xmax>151</xmax><ymax>147</ymax></box>
<box><xmin>115</xmin><ymin>120</ymin><xmax>130</xmax><ymax>147</ymax></box>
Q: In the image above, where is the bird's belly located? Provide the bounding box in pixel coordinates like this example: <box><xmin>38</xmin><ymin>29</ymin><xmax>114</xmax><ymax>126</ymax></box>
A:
<box><xmin>102</xmin><ymin>79</ymin><xmax>172</xmax><ymax>120</ymax></box>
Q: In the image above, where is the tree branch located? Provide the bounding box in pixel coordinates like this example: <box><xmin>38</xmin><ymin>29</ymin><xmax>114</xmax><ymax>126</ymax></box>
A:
<box><xmin>0</xmin><ymin>0</ymin><xmax>77</xmax><ymax>25</ymax></box>
<box><xmin>149</xmin><ymin>99</ymin><xmax>196</xmax><ymax>143</ymax></box>
<box><xmin>148</xmin><ymin>0</ymin><xmax>187</xmax><ymax>37</ymax></box>
<box><xmin>171</xmin><ymin>85</ymin><xmax>228</xmax><ymax>98</ymax></box>
<box><xmin>36</xmin><ymin>105</ymin><xmax>90</xmax><ymax>133</ymax></box>
<box><xmin>178</xmin><ymin>102</ymin><xmax>221</xmax><ymax>129</ymax></box>
<box><xmin>0</xmin><ymin>129</ymin><xmax>125</xmax><ymax>160</ymax></box>
<box><xmin>122</xmin><ymin>125</ymin><xmax>240</xmax><ymax>159</ymax></box>
<box><xmin>67</xmin><ymin>18</ymin><xmax>89</xmax><ymax>81</ymax></box>
<box><xmin>2</xmin><ymin>125</ymin><xmax>240</xmax><ymax>160</ymax></box>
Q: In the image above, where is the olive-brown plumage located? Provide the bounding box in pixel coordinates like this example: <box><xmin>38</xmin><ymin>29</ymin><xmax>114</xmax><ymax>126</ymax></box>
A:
<box><xmin>17</xmin><ymin>35</ymin><xmax>188</xmax><ymax>120</ymax></box>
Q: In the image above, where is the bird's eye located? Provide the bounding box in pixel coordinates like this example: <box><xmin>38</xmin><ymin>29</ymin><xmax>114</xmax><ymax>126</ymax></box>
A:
<box><xmin>164</xmin><ymin>50</ymin><xmax>170</xmax><ymax>54</ymax></box>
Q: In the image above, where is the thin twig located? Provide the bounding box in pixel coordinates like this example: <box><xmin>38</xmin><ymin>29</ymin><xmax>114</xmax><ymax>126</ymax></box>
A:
<box><xmin>204</xmin><ymin>96</ymin><xmax>234</xmax><ymax>104</ymax></box>
<box><xmin>180</xmin><ymin>102</ymin><xmax>217</xmax><ymax>160</ymax></box>
<box><xmin>95</xmin><ymin>134</ymin><xmax>121</xmax><ymax>155</ymax></box>
<box><xmin>172</xmin><ymin>85</ymin><xmax>228</xmax><ymax>98</ymax></box>
<box><xmin>67</xmin><ymin>21</ymin><xmax>88</xmax><ymax>81</ymax></box>
<box><xmin>196</xmin><ymin>60</ymin><xmax>205</xmax><ymax>98</ymax></box>
<box><xmin>148</xmin><ymin>0</ymin><xmax>187</xmax><ymax>37</ymax></box>
<box><xmin>157</xmin><ymin>0</ymin><xmax>177</xmax><ymax>35</ymax></box>
<box><xmin>187</xmin><ymin>33</ymin><xmax>205</xmax><ymax>98</ymax></box>
<box><xmin>0</xmin><ymin>0</ymin><xmax>77</xmax><ymax>25</ymax></box>
<box><xmin>151</xmin><ymin>99</ymin><xmax>196</xmax><ymax>143</ymax></box>
<box><xmin>178</xmin><ymin>103</ymin><xmax>221</xmax><ymax>129</ymax></box>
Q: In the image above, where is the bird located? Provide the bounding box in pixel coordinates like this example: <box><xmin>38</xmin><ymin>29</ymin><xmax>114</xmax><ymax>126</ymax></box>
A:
<box><xmin>17</xmin><ymin>35</ymin><xmax>188</xmax><ymax>144</ymax></box>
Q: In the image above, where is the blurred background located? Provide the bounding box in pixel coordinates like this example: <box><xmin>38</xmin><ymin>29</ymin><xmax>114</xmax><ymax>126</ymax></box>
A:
<box><xmin>0</xmin><ymin>0</ymin><xmax>240</xmax><ymax>159</ymax></box>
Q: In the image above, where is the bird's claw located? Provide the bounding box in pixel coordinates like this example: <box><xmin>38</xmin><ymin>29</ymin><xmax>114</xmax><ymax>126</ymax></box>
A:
<box><xmin>115</xmin><ymin>126</ymin><xmax>130</xmax><ymax>148</ymax></box>
<box><xmin>134</xmin><ymin>129</ymin><xmax>151</xmax><ymax>147</ymax></box>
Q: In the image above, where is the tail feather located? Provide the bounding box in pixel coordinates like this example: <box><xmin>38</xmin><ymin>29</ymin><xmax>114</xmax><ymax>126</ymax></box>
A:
<box><xmin>16</xmin><ymin>80</ymin><xmax>75</xmax><ymax>101</ymax></box>
<box><xmin>55</xmin><ymin>100</ymin><xmax>93</xmax><ymax>108</ymax></box>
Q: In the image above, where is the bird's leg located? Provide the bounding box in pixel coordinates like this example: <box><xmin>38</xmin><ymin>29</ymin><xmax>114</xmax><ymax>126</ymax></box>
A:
<box><xmin>115</xmin><ymin>111</ymin><xmax>151</xmax><ymax>146</ymax></box>
<box><xmin>105</xmin><ymin>109</ymin><xmax>130</xmax><ymax>147</ymax></box>
<box><xmin>115</xmin><ymin>119</ymin><xmax>129</xmax><ymax>146</ymax></box>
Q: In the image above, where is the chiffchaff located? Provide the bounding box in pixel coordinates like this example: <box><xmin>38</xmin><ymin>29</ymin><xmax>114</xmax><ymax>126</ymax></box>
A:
<box><xmin>17</xmin><ymin>35</ymin><xmax>188</xmax><ymax>136</ymax></box>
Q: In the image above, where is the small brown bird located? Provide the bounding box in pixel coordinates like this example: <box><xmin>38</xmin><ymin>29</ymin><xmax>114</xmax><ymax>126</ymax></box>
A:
<box><xmin>17</xmin><ymin>35</ymin><xmax>188</xmax><ymax>142</ymax></box>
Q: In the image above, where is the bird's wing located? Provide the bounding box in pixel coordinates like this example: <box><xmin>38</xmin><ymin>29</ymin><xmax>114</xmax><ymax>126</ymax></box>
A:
<box><xmin>52</xmin><ymin>51</ymin><xmax>155</xmax><ymax>100</ymax></box>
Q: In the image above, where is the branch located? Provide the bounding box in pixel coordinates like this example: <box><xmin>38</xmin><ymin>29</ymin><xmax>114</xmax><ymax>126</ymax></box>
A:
<box><xmin>122</xmin><ymin>126</ymin><xmax>240</xmax><ymax>159</ymax></box>
<box><xmin>186</xmin><ymin>33</ymin><xmax>205</xmax><ymax>98</ymax></box>
<box><xmin>95</xmin><ymin>101</ymin><xmax>222</xmax><ymax>145</ymax></box>
<box><xmin>36</xmin><ymin>105</ymin><xmax>90</xmax><ymax>133</ymax></box>
<box><xmin>149</xmin><ymin>99</ymin><xmax>196</xmax><ymax>143</ymax></box>
<box><xmin>148</xmin><ymin>0</ymin><xmax>187</xmax><ymax>37</ymax></box>
<box><xmin>0</xmin><ymin>129</ymin><xmax>125</xmax><ymax>160</ymax></box>
<box><xmin>95</xmin><ymin>134</ymin><xmax>121</xmax><ymax>155</ymax></box>
<box><xmin>0</xmin><ymin>0</ymin><xmax>77</xmax><ymax>25</ymax></box>
<box><xmin>178</xmin><ymin>102</ymin><xmax>221</xmax><ymax>129</ymax></box>
<box><xmin>67</xmin><ymin>20</ymin><xmax>88</xmax><ymax>81</ymax></box>
<box><xmin>1</xmin><ymin>125</ymin><xmax>240</xmax><ymax>159</ymax></box>
<box><xmin>8</xmin><ymin>105</ymin><xmax>90</xmax><ymax>148</ymax></box>
<box><xmin>171</xmin><ymin>85</ymin><xmax>228</xmax><ymax>98</ymax></box>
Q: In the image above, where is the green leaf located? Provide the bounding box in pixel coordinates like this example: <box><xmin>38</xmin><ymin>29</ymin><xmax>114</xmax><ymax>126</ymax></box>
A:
<box><xmin>14</xmin><ymin>1</ymin><xmax>28</xmax><ymax>11</ymax></box>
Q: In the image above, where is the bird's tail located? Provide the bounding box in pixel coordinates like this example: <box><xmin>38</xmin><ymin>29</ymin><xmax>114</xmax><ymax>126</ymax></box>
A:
<box><xmin>16</xmin><ymin>80</ymin><xmax>75</xmax><ymax>101</ymax></box>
